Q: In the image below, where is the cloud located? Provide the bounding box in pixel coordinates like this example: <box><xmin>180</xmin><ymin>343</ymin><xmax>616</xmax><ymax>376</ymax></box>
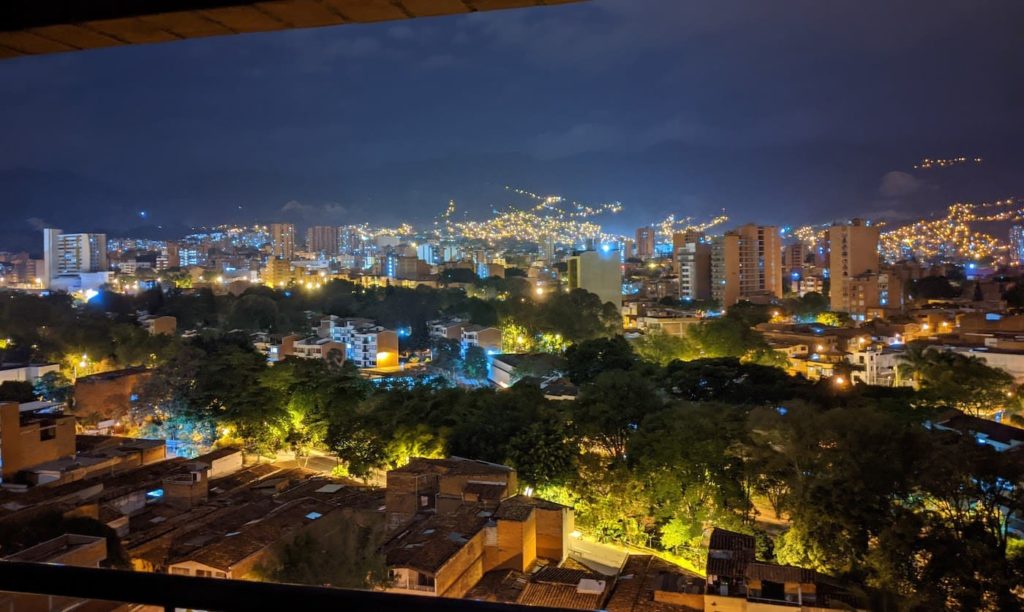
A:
<box><xmin>879</xmin><ymin>171</ymin><xmax>922</xmax><ymax>198</ymax></box>
<box><xmin>25</xmin><ymin>217</ymin><xmax>49</xmax><ymax>231</ymax></box>
<box><xmin>530</xmin><ymin>116</ymin><xmax>715</xmax><ymax>158</ymax></box>
<box><xmin>280</xmin><ymin>201</ymin><xmax>350</xmax><ymax>225</ymax></box>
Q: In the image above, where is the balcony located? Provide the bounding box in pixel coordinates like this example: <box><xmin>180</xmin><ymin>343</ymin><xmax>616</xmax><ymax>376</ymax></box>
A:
<box><xmin>0</xmin><ymin>562</ymin><xmax>569</xmax><ymax>611</ymax></box>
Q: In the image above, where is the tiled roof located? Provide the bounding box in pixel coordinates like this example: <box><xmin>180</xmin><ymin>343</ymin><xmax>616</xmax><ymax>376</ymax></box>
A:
<box><xmin>384</xmin><ymin>506</ymin><xmax>489</xmax><ymax>574</ymax></box>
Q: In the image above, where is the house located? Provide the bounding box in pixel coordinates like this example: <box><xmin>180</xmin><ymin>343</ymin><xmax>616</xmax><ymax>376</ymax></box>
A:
<box><xmin>139</xmin><ymin>315</ymin><xmax>177</xmax><ymax>336</ymax></box>
<box><xmin>704</xmin><ymin>528</ymin><xmax>860</xmax><ymax>610</ymax></box>
<box><xmin>461</xmin><ymin>325</ymin><xmax>501</xmax><ymax>354</ymax></box>
<box><xmin>382</xmin><ymin>457</ymin><xmax>573</xmax><ymax>599</ymax></box>
<box><xmin>488</xmin><ymin>353</ymin><xmax>565</xmax><ymax>389</ymax></box>
<box><xmin>930</xmin><ymin>411</ymin><xmax>1024</xmax><ymax>452</ymax></box>
<box><xmin>0</xmin><ymin>363</ymin><xmax>59</xmax><ymax>385</ymax></box>
<box><xmin>1</xmin><ymin>534</ymin><xmax>110</xmax><ymax>610</ymax></box>
<box><xmin>0</xmin><ymin>401</ymin><xmax>76</xmax><ymax>482</ymax></box>
<box><xmin>427</xmin><ymin>318</ymin><xmax>467</xmax><ymax>341</ymax></box>
<box><xmin>317</xmin><ymin>317</ymin><xmax>400</xmax><ymax>369</ymax></box>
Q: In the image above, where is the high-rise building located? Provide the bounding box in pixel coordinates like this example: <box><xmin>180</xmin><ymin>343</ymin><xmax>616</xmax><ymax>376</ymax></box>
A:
<box><xmin>635</xmin><ymin>226</ymin><xmax>656</xmax><ymax>260</ymax></box>
<box><xmin>677</xmin><ymin>242</ymin><xmax>711</xmax><ymax>301</ymax></box>
<box><xmin>711</xmin><ymin>224</ymin><xmax>782</xmax><ymax>306</ymax></box>
<box><xmin>416</xmin><ymin>243</ymin><xmax>438</xmax><ymax>265</ymax></box>
<box><xmin>1011</xmin><ymin>226</ymin><xmax>1024</xmax><ymax>265</ymax></box>
<box><xmin>42</xmin><ymin>229</ymin><xmax>108</xmax><ymax>288</ymax></box>
<box><xmin>828</xmin><ymin>219</ymin><xmax>880</xmax><ymax>312</ymax></box>
<box><xmin>567</xmin><ymin>249</ymin><xmax>622</xmax><ymax>308</ymax></box>
<box><xmin>305</xmin><ymin>226</ymin><xmax>339</xmax><ymax>256</ymax></box>
<box><xmin>270</xmin><ymin>223</ymin><xmax>295</xmax><ymax>260</ymax></box>
<box><xmin>672</xmin><ymin>230</ymin><xmax>704</xmax><ymax>253</ymax></box>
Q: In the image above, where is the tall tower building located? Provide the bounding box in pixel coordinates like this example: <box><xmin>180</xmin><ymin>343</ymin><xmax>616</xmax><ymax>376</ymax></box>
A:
<box><xmin>567</xmin><ymin>249</ymin><xmax>622</xmax><ymax>309</ymax></box>
<box><xmin>711</xmin><ymin>224</ymin><xmax>782</xmax><ymax>306</ymax></box>
<box><xmin>635</xmin><ymin>226</ymin><xmax>656</xmax><ymax>260</ymax></box>
<box><xmin>828</xmin><ymin>219</ymin><xmax>880</xmax><ymax>312</ymax></box>
<box><xmin>1011</xmin><ymin>225</ymin><xmax>1024</xmax><ymax>265</ymax></box>
<box><xmin>678</xmin><ymin>242</ymin><xmax>711</xmax><ymax>301</ymax></box>
<box><xmin>305</xmin><ymin>226</ymin><xmax>339</xmax><ymax>256</ymax></box>
<box><xmin>270</xmin><ymin>223</ymin><xmax>295</xmax><ymax>260</ymax></box>
<box><xmin>42</xmin><ymin>229</ymin><xmax>108</xmax><ymax>288</ymax></box>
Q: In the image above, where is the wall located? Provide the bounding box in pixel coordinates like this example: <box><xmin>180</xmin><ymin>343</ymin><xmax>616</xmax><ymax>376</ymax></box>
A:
<box><xmin>436</xmin><ymin>529</ymin><xmax>486</xmax><ymax>598</ymax></box>
<box><xmin>0</xmin><ymin>402</ymin><xmax>76</xmax><ymax>480</ymax></box>
<box><xmin>534</xmin><ymin>507</ymin><xmax>569</xmax><ymax>562</ymax></box>
<box><xmin>73</xmin><ymin>370</ymin><xmax>151</xmax><ymax>422</ymax></box>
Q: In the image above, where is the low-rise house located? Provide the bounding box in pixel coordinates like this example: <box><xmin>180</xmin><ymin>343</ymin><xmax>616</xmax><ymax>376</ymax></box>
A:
<box><xmin>0</xmin><ymin>362</ymin><xmax>59</xmax><ymax>385</ymax></box>
<box><xmin>930</xmin><ymin>411</ymin><xmax>1024</xmax><ymax>452</ymax></box>
<box><xmin>428</xmin><ymin>318</ymin><xmax>467</xmax><ymax>341</ymax></box>
<box><xmin>704</xmin><ymin>528</ymin><xmax>860</xmax><ymax>610</ymax></box>
<box><xmin>461</xmin><ymin>325</ymin><xmax>501</xmax><ymax>354</ymax></box>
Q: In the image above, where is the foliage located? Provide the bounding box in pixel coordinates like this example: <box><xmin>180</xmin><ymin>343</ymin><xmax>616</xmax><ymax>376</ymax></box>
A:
<box><xmin>896</xmin><ymin>346</ymin><xmax>1016</xmax><ymax>416</ymax></box>
<box><xmin>0</xmin><ymin>380</ymin><xmax>36</xmax><ymax>402</ymax></box>
<box><xmin>257</xmin><ymin>525</ymin><xmax>389</xmax><ymax>589</ymax></box>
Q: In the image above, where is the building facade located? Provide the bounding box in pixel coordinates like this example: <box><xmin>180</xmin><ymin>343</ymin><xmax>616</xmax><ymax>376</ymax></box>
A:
<box><xmin>567</xmin><ymin>249</ymin><xmax>622</xmax><ymax>308</ymax></box>
<box><xmin>828</xmin><ymin>219</ymin><xmax>880</xmax><ymax>313</ymax></box>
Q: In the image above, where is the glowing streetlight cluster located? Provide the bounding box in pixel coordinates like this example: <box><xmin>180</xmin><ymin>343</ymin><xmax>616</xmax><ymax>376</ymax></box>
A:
<box><xmin>879</xmin><ymin>199</ymin><xmax>1020</xmax><ymax>263</ymax></box>
<box><xmin>913</xmin><ymin>156</ymin><xmax>983</xmax><ymax>170</ymax></box>
<box><xmin>656</xmin><ymin>212</ymin><xmax>729</xmax><ymax>242</ymax></box>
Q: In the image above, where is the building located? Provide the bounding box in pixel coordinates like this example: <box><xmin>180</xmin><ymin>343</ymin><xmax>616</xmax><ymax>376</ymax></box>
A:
<box><xmin>42</xmin><ymin>228</ymin><xmax>108</xmax><ymax>288</ymax></box>
<box><xmin>677</xmin><ymin>242</ymin><xmax>711</xmax><ymax>301</ymax></box>
<box><xmin>461</xmin><ymin>325</ymin><xmax>501</xmax><ymax>354</ymax></box>
<box><xmin>1</xmin><ymin>534</ymin><xmax>110</xmax><ymax>610</ymax></box>
<box><xmin>305</xmin><ymin>226</ymin><xmax>339</xmax><ymax>256</ymax></box>
<box><xmin>1012</xmin><ymin>225</ymin><xmax>1024</xmax><ymax>265</ymax></box>
<box><xmin>280</xmin><ymin>335</ymin><xmax>348</xmax><ymax>365</ymax></box>
<box><xmin>0</xmin><ymin>363</ymin><xmax>59</xmax><ymax>385</ymax></box>
<box><xmin>705</xmin><ymin>528</ymin><xmax>859</xmax><ymax>610</ymax></box>
<box><xmin>672</xmin><ymin>230</ymin><xmax>704</xmax><ymax>254</ymax></box>
<box><xmin>636</xmin><ymin>309</ymin><xmax>702</xmax><ymax>338</ymax></box>
<box><xmin>73</xmin><ymin>367</ymin><xmax>152</xmax><ymax>423</ymax></box>
<box><xmin>635</xmin><ymin>227</ymin><xmax>656</xmax><ymax>260</ymax></box>
<box><xmin>319</xmin><ymin>317</ymin><xmax>400</xmax><ymax>368</ymax></box>
<box><xmin>427</xmin><ymin>318</ymin><xmax>466</xmax><ymax>341</ymax></box>
<box><xmin>0</xmin><ymin>401</ymin><xmax>76</xmax><ymax>481</ymax></box>
<box><xmin>139</xmin><ymin>315</ymin><xmax>177</xmax><ymax>336</ymax></box>
<box><xmin>846</xmin><ymin>271</ymin><xmax>903</xmax><ymax>321</ymax></box>
<box><xmin>270</xmin><ymin>223</ymin><xmax>296</xmax><ymax>261</ymax></box>
<box><xmin>567</xmin><ymin>250</ymin><xmax>622</xmax><ymax>309</ymax></box>
<box><xmin>828</xmin><ymin>219</ymin><xmax>880</xmax><ymax>313</ymax></box>
<box><xmin>382</xmin><ymin>458</ymin><xmax>573</xmax><ymax>599</ymax></box>
<box><xmin>711</xmin><ymin>224</ymin><xmax>782</xmax><ymax>306</ymax></box>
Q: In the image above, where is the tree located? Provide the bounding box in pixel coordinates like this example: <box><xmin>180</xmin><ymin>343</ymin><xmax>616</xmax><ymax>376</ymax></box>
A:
<box><xmin>565</xmin><ymin>336</ymin><xmax>636</xmax><ymax>384</ymax></box>
<box><xmin>462</xmin><ymin>345</ymin><xmax>489</xmax><ymax>380</ymax></box>
<box><xmin>257</xmin><ymin>526</ymin><xmax>389</xmax><ymax>589</ymax></box>
<box><xmin>429</xmin><ymin>338</ymin><xmax>462</xmax><ymax>373</ymax></box>
<box><xmin>572</xmin><ymin>370</ymin><xmax>662</xmax><ymax>461</ymax></box>
<box><xmin>632</xmin><ymin>331</ymin><xmax>695</xmax><ymax>366</ymax></box>
<box><xmin>0</xmin><ymin>380</ymin><xmax>36</xmax><ymax>402</ymax></box>
<box><xmin>33</xmin><ymin>371</ymin><xmax>72</xmax><ymax>403</ymax></box>
<box><xmin>911</xmin><ymin>276</ymin><xmax>959</xmax><ymax>300</ymax></box>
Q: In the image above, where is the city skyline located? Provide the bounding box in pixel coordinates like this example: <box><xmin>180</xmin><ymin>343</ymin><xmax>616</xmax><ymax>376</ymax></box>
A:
<box><xmin>1</xmin><ymin>0</ymin><xmax>1023</xmax><ymax>253</ymax></box>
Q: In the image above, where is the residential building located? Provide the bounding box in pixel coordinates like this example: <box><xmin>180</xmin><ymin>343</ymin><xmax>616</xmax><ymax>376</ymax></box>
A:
<box><xmin>42</xmin><ymin>228</ymin><xmax>108</xmax><ymax>288</ymax></box>
<box><xmin>635</xmin><ymin>226</ymin><xmax>656</xmax><ymax>260</ymax></box>
<box><xmin>829</xmin><ymin>219</ymin><xmax>880</xmax><ymax>313</ymax></box>
<box><xmin>305</xmin><ymin>225</ymin><xmax>339</xmax><ymax>255</ymax></box>
<box><xmin>383</xmin><ymin>458</ymin><xmax>573</xmax><ymax>598</ymax></box>
<box><xmin>0</xmin><ymin>363</ymin><xmax>59</xmax><ymax>385</ymax></box>
<box><xmin>636</xmin><ymin>309</ymin><xmax>702</xmax><ymax>338</ymax></box>
<box><xmin>712</xmin><ymin>224</ymin><xmax>782</xmax><ymax>306</ymax></box>
<box><xmin>705</xmin><ymin>528</ymin><xmax>859</xmax><ymax>610</ymax></box>
<box><xmin>270</xmin><ymin>223</ymin><xmax>295</xmax><ymax>261</ymax></box>
<box><xmin>461</xmin><ymin>325</ymin><xmax>501</xmax><ymax>354</ymax></box>
<box><xmin>280</xmin><ymin>335</ymin><xmax>348</xmax><ymax>365</ymax></box>
<box><xmin>567</xmin><ymin>249</ymin><xmax>622</xmax><ymax>308</ymax></box>
<box><xmin>677</xmin><ymin>242</ymin><xmax>711</xmax><ymax>301</ymax></box>
<box><xmin>0</xmin><ymin>401</ymin><xmax>76</xmax><ymax>481</ymax></box>
<box><xmin>319</xmin><ymin>317</ymin><xmax>399</xmax><ymax>368</ymax></box>
<box><xmin>1012</xmin><ymin>225</ymin><xmax>1024</xmax><ymax>265</ymax></box>
<box><xmin>930</xmin><ymin>411</ymin><xmax>1024</xmax><ymax>452</ymax></box>
<box><xmin>139</xmin><ymin>315</ymin><xmax>177</xmax><ymax>336</ymax></box>
<box><xmin>427</xmin><ymin>318</ymin><xmax>466</xmax><ymax>341</ymax></box>
<box><xmin>846</xmin><ymin>270</ymin><xmax>903</xmax><ymax>320</ymax></box>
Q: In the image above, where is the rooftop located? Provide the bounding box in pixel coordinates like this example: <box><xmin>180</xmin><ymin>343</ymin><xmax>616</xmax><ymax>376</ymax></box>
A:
<box><xmin>384</xmin><ymin>505</ymin><xmax>490</xmax><ymax>574</ymax></box>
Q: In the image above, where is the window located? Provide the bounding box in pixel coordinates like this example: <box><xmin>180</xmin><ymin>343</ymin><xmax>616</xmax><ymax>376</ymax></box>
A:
<box><xmin>39</xmin><ymin>426</ymin><xmax>56</xmax><ymax>441</ymax></box>
<box><xmin>170</xmin><ymin>567</ymin><xmax>190</xmax><ymax>576</ymax></box>
<box><xmin>417</xmin><ymin>573</ymin><xmax>435</xmax><ymax>588</ymax></box>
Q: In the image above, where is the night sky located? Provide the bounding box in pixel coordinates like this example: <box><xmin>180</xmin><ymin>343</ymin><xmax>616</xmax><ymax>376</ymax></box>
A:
<box><xmin>1</xmin><ymin>0</ymin><xmax>1022</xmax><ymax>251</ymax></box>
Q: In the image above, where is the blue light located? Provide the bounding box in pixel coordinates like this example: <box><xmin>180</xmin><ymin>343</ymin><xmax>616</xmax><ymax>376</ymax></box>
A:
<box><xmin>147</xmin><ymin>488</ymin><xmax>164</xmax><ymax>498</ymax></box>
<box><xmin>969</xmin><ymin>263</ymin><xmax>976</xmax><ymax>270</ymax></box>
<box><xmin>601</xmin><ymin>244</ymin><xmax>611</xmax><ymax>253</ymax></box>
<box><xmin>775</xmin><ymin>406</ymin><xmax>788</xmax><ymax>416</ymax></box>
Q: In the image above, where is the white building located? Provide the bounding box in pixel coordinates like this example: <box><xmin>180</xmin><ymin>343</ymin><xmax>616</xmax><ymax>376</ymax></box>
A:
<box><xmin>42</xmin><ymin>229</ymin><xmax>108</xmax><ymax>289</ymax></box>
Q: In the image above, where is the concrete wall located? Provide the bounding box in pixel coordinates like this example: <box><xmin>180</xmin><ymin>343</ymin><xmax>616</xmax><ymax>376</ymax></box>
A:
<box><xmin>534</xmin><ymin>507</ymin><xmax>569</xmax><ymax>562</ymax></box>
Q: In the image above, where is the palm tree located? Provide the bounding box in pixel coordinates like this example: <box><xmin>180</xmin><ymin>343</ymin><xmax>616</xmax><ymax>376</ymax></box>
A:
<box><xmin>895</xmin><ymin>345</ymin><xmax>935</xmax><ymax>388</ymax></box>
